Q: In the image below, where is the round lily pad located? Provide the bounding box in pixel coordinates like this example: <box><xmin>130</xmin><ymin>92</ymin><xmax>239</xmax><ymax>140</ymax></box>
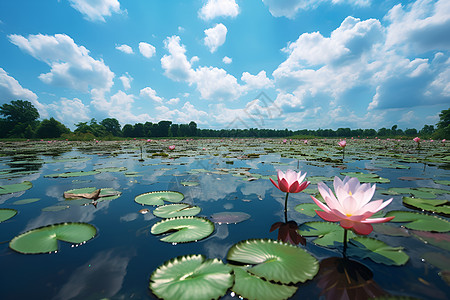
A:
<box><xmin>230</xmin><ymin>265</ymin><xmax>297</xmax><ymax>300</ymax></box>
<box><xmin>226</xmin><ymin>239</ymin><xmax>319</xmax><ymax>284</ymax></box>
<box><xmin>135</xmin><ymin>191</ymin><xmax>184</xmax><ymax>206</ymax></box>
<box><xmin>340</xmin><ymin>172</ymin><xmax>390</xmax><ymax>183</ymax></box>
<box><xmin>210</xmin><ymin>211</ymin><xmax>251</xmax><ymax>224</ymax></box>
<box><xmin>385</xmin><ymin>210</ymin><xmax>450</xmax><ymax>232</ymax></box>
<box><xmin>0</xmin><ymin>208</ymin><xmax>18</xmax><ymax>222</ymax></box>
<box><xmin>0</xmin><ymin>181</ymin><xmax>32</xmax><ymax>195</ymax></box>
<box><xmin>151</xmin><ymin>216</ymin><xmax>214</xmax><ymax>243</ymax></box>
<box><xmin>9</xmin><ymin>222</ymin><xmax>97</xmax><ymax>254</ymax></box>
<box><xmin>402</xmin><ymin>197</ymin><xmax>450</xmax><ymax>215</ymax></box>
<box><xmin>44</xmin><ymin>171</ymin><xmax>100</xmax><ymax>178</ymax></box>
<box><xmin>347</xmin><ymin>236</ymin><xmax>409</xmax><ymax>266</ymax></box>
<box><xmin>298</xmin><ymin>221</ymin><xmax>355</xmax><ymax>248</ymax></box>
<box><xmin>150</xmin><ymin>254</ymin><xmax>233</xmax><ymax>300</ymax></box>
<box><xmin>153</xmin><ymin>203</ymin><xmax>201</xmax><ymax>218</ymax></box>
<box><xmin>294</xmin><ymin>203</ymin><xmax>322</xmax><ymax>217</ymax></box>
<box><xmin>12</xmin><ymin>198</ymin><xmax>41</xmax><ymax>205</ymax></box>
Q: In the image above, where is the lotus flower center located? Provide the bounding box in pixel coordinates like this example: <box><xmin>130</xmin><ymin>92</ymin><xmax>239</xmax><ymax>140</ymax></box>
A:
<box><xmin>348</xmin><ymin>191</ymin><xmax>352</xmax><ymax>196</ymax></box>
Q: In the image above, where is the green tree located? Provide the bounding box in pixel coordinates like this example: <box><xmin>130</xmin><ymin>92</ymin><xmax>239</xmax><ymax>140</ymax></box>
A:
<box><xmin>0</xmin><ymin>100</ymin><xmax>40</xmax><ymax>137</ymax></box>
<box><xmin>122</xmin><ymin>124</ymin><xmax>134</xmax><ymax>137</ymax></box>
<box><xmin>189</xmin><ymin>121</ymin><xmax>197</xmax><ymax>136</ymax></box>
<box><xmin>36</xmin><ymin>117</ymin><xmax>70</xmax><ymax>138</ymax></box>
<box><xmin>433</xmin><ymin>107</ymin><xmax>450</xmax><ymax>139</ymax></box>
<box><xmin>100</xmin><ymin>118</ymin><xmax>122</xmax><ymax>136</ymax></box>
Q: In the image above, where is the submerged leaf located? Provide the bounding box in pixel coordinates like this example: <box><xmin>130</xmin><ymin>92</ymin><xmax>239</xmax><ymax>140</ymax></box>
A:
<box><xmin>210</xmin><ymin>211</ymin><xmax>251</xmax><ymax>224</ymax></box>
<box><xmin>150</xmin><ymin>254</ymin><xmax>233</xmax><ymax>300</ymax></box>
<box><xmin>347</xmin><ymin>236</ymin><xmax>409</xmax><ymax>266</ymax></box>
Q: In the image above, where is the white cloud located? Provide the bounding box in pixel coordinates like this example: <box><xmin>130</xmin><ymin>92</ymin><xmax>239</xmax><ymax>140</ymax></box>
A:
<box><xmin>140</xmin><ymin>87</ymin><xmax>163</xmax><ymax>103</ymax></box>
<box><xmin>115</xmin><ymin>44</ymin><xmax>133</xmax><ymax>54</ymax></box>
<box><xmin>91</xmin><ymin>90</ymin><xmax>151</xmax><ymax>123</ymax></box>
<box><xmin>263</xmin><ymin>0</ymin><xmax>370</xmax><ymax>18</ymax></box>
<box><xmin>204</xmin><ymin>23</ymin><xmax>227</xmax><ymax>53</ymax></box>
<box><xmin>241</xmin><ymin>70</ymin><xmax>274</xmax><ymax>90</ymax></box>
<box><xmin>0</xmin><ymin>67</ymin><xmax>48</xmax><ymax>118</ymax></box>
<box><xmin>139</xmin><ymin>42</ymin><xmax>156</xmax><ymax>58</ymax></box>
<box><xmin>161</xmin><ymin>36</ymin><xmax>194</xmax><ymax>82</ymax></box>
<box><xmin>222</xmin><ymin>56</ymin><xmax>232</xmax><ymax>64</ymax></box>
<box><xmin>49</xmin><ymin>97</ymin><xmax>90</xmax><ymax>126</ymax></box>
<box><xmin>68</xmin><ymin>0</ymin><xmax>122</xmax><ymax>22</ymax></box>
<box><xmin>119</xmin><ymin>73</ymin><xmax>133</xmax><ymax>90</ymax></box>
<box><xmin>385</xmin><ymin>0</ymin><xmax>450</xmax><ymax>53</ymax></box>
<box><xmin>9</xmin><ymin>33</ymin><xmax>114</xmax><ymax>93</ymax></box>
<box><xmin>175</xmin><ymin>101</ymin><xmax>210</xmax><ymax>124</ymax></box>
<box><xmin>199</xmin><ymin>0</ymin><xmax>239</xmax><ymax>20</ymax></box>
<box><xmin>168</xmin><ymin>97</ymin><xmax>180</xmax><ymax>105</ymax></box>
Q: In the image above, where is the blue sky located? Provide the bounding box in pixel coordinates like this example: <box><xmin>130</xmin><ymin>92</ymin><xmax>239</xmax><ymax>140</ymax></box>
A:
<box><xmin>0</xmin><ymin>0</ymin><xmax>448</xmax><ymax>131</ymax></box>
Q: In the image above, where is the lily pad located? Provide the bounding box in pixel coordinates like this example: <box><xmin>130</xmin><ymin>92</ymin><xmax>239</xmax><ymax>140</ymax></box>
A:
<box><xmin>151</xmin><ymin>216</ymin><xmax>214</xmax><ymax>243</ymax></box>
<box><xmin>307</xmin><ymin>176</ymin><xmax>334</xmax><ymax>184</ymax></box>
<box><xmin>294</xmin><ymin>203</ymin><xmax>322</xmax><ymax>217</ymax></box>
<box><xmin>94</xmin><ymin>166</ymin><xmax>127</xmax><ymax>172</ymax></box>
<box><xmin>347</xmin><ymin>236</ymin><xmax>409</xmax><ymax>266</ymax></box>
<box><xmin>422</xmin><ymin>252</ymin><xmax>450</xmax><ymax>271</ymax></box>
<box><xmin>64</xmin><ymin>187</ymin><xmax>121</xmax><ymax>202</ymax></box>
<box><xmin>153</xmin><ymin>203</ymin><xmax>201</xmax><ymax>218</ymax></box>
<box><xmin>230</xmin><ymin>265</ymin><xmax>297</xmax><ymax>300</ymax></box>
<box><xmin>372</xmin><ymin>223</ymin><xmax>410</xmax><ymax>237</ymax></box>
<box><xmin>210</xmin><ymin>211</ymin><xmax>251</xmax><ymax>224</ymax></box>
<box><xmin>149</xmin><ymin>254</ymin><xmax>233</xmax><ymax>300</ymax></box>
<box><xmin>385</xmin><ymin>211</ymin><xmax>450</xmax><ymax>232</ymax></box>
<box><xmin>44</xmin><ymin>171</ymin><xmax>100</xmax><ymax>178</ymax></box>
<box><xmin>402</xmin><ymin>197</ymin><xmax>450</xmax><ymax>215</ymax></box>
<box><xmin>180</xmin><ymin>181</ymin><xmax>199</xmax><ymax>186</ymax></box>
<box><xmin>411</xmin><ymin>231</ymin><xmax>450</xmax><ymax>251</ymax></box>
<box><xmin>41</xmin><ymin>205</ymin><xmax>70</xmax><ymax>212</ymax></box>
<box><xmin>0</xmin><ymin>181</ymin><xmax>32</xmax><ymax>195</ymax></box>
<box><xmin>9</xmin><ymin>222</ymin><xmax>97</xmax><ymax>254</ymax></box>
<box><xmin>340</xmin><ymin>172</ymin><xmax>390</xmax><ymax>183</ymax></box>
<box><xmin>12</xmin><ymin>198</ymin><xmax>41</xmax><ymax>205</ymax></box>
<box><xmin>135</xmin><ymin>191</ymin><xmax>184</xmax><ymax>206</ymax></box>
<box><xmin>434</xmin><ymin>180</ymin><xmax>450</xmax><ymax>186</ymax></box>
<box><xmin>0</xmin><ymin>208</ymin><xmax>17</xmax><ymax>222</ymax></box>
<box><xmin>297</xmin><ymin>221</ymin><xmax>355</xmax><ymax>248</ymax></box>
<box><xmin>226</xmin><ymin>239</ymin><xmax>319</xmax><ymax>284</ymax></box>
<box><xmin>381</xmin><ymin>188</ymin><xmax>436</xmax><ymax>199</ymax></box>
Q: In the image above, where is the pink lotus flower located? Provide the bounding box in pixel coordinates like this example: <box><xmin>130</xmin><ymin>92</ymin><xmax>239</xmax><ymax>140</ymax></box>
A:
<box><xmin>304</xmin><ymin>140</ymin><xmax>308</xmax><ymax>144</ymax></box>
<box><xmin>282</xmin><ymin>139</ymin><xmax>287</xmax><ymax>144</ymax></box>
<box><xmin>311</xmin><ymin>176</ymin><xmax>394</xmax><ymax>235</ymax></box>
<box><xmin>413</xmin><ymin>137</ymin><xmax>420</xmax><ymax>143</ymax></box>
<box><xmin>338</xmin><ymin>140</ymin><xmax>346</xmax><ymax>148</ymax></box>
<box><xmin>168</xmin><ymin>145</ymin><xmax>175</xmax><ymax>150</ymax></box>
<box><xmin>270</xmin><ymin>169</ymin><xmax>310</xmax><ymax>193</ymax></box>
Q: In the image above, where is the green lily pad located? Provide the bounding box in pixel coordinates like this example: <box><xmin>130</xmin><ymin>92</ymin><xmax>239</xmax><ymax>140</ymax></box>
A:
<box><xmin>340</xmin><ymin>172</ymin><xmax>390</xmax><ymax>183</ymax></box>
<box><xmin>151</xmin><ymin>216</ymin><xmax>214</xmax><ymax>243</ymax></box>
<box><xmin>0</xmin><ymin>209</ymin><xmax>18</xmax><ymax>222</ymax></box>
<box><xmin>381</xmin><ymin>188</ymin><xmax>436</xmax><ymax>199</ymax></box>
<box><xmin>64</xmin><ymin>187</ymin><xmax>121</xmax><ymax>202</ymax></box>
<box><xmin>411</xmin><ymin>231</ymin><xmax>450</xmax><ymax>251</ymax></box>
<box><xmin>294</xmin><ymin>203</ymin><xmax>322</xmax><ymax>217</ymax></box>
<box><xmin>434</xmin><ymin>180</ymin><xmax>450</xmax><ymax>186</ymax></box>
<box><xmin>41</xmin><ymin>205</ymin><xmax>70</xmax><ymax>212</ymax></box>
<box><xmin>402</xmin><ymin>197</ymin><xmax>450</xmax><ymax>215</ymax></box>
<box><xmin>230</xmin><ymin>265</ymin><xmax>297</xmax><ymax>300</ymax></box>
<box><xmin>9</xmin><ymin>222</ymin><xmax>97</xmax><ymax>254</ymax></box>
<box><xmin>297</xmin><ymin>222</ymin><xmax>355</xmax><ymax>248</ymax></box>
<box><xmin>94</xmin><ymin>166</ymin><xmax>127</xmax><ymax>172</ymax></box>
<box><xmin>135</xmin><ymin>191</ymin><xmax>184</xmax><ymax>206</ymax></box>
<box><xmin>180</xmin><ymin>181</ymin><xmax>199</xmax><ymax>186</ymax></box>
<box><xmin>385</xmin><ymin>211</ymin><xmax>450</xmax><ymax>232</ymax></box>
<box><xmin>153</xmin><ymin>203</ymin><xmax>201</xmax><ymax>218</ymax></box>
<box><xmin>210</xmin><ymin>212</ymin><xmax>251</xmax><ymax>224</ymax></box>
<box><xmin>12</xmin><ymin>198</ymin><xmax>41</xmax><ymax>205</ymax></box>
<box><xmin>226</xmin><ymin>239</ymin><xmax>319</xmax><ymax>284</ymax></box>
<box><xmin>372</xmin><ymin>223</ymin><xmax>410</xmax><ymax>237</ymax></box>
<box><xmin>347</xmin><ymin>236</ymin><xmax>409</xmax><ymax>266</ymax></box>
<box><xmin>44</xmin><ymin>171</ymin><xmax>100</xmax><ymax>178</ymax></box>
<box><xmin>150</xmin><ymin>254</ymin><xmax>233</xmax><ymax>300</ymax></box>
<box><xmin>0</xmin><ymin>181</ymin><xmax>32</xmax><ymax>195</ymax></box>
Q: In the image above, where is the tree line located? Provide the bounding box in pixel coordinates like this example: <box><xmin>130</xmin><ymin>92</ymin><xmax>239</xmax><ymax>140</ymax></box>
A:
<box><xmin>1</xmin><ymin>100</ymin><xmax>449</xmax><ymax>139</ymax></box>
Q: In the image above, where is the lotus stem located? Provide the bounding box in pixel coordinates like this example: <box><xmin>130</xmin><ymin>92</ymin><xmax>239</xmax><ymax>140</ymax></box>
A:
<box><xmin>343</xmin><ymin>228</ymin><xmax>348</xmax><ymax>258</ymax></box>
<box><xmin>284</xmin><ymin>192</ymin><xmax>289</xmax><ymax>222</ymax></box>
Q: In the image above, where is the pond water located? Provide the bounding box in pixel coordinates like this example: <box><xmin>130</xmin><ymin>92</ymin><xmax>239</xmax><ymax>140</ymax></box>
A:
<box><xmin>0</xmin><ymin>139</ymin><xmax>449</xmax><ymax>300</ymax></box>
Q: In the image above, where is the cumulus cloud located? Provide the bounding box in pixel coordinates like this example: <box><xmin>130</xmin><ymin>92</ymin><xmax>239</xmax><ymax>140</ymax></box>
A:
<box><xmin>241</xmin><ymin>70</ymin><xmax>274</xmax><ymax>90</ymax></box>
<box><xmin>168</xmin><ymin>97</ymin><xmax>180</xmax><ymax>105</ymax></box>
<box><xmin>161</xmin><ymin>36</ymin><xmax>194</xmax><ymax>82</ymax></box>
<box><xmin>140</xmin><ymin>87</ymin><xmax>163</xmax><ymax>103</ymax></box>
<box><xmin>68</xmin><ymin>0</ymin><xmax>122</xmax><ymax>22</ymax></box>
<box><xmin>175</xmin><ymin>101</ymin><xmax>210</xmax><ymax>123</ymax></box>
<box><xmin>115</xmin><ymin>44</ymin><xmax>133</xmax><ymax>54</ymax></box>
<box><xmin>119</xmin><ymin>73</ymin><xmax>132</xmax><ymax>90</ymax></box>
<box><xmin>48</xmin><ymin>97</ymin><xmax>90</xmax><ymax>126</ymax></box>
<box><xmin>8</xmin><ymin>33</ymin><xmax>115</xmax><ymax>93</ymax></box>
<box><xmin>263</xmin><ymin>0</ymin><xmax>370</xmax><ymax>18</ymax></box>
<box><xmin>199</xmin><ymin>0</ymin><xmax>239</xmax><ymax>20</ymax></box>
<box><xmin>385</xmin><ymin>0</ymin><xmax>450</xmax><ymax>53</ymax></box>
<box><xmin>139</xmin><ymin>42</ymin><xmax>156</xmax><ymax>58</ymax></box>
<box><xmin>222</xmin><ymin>56</ymin><xmax>232</xmax><ymax>64</ymax></box>
<box><xmin>0</xmin><ymin>67</ymin><xmax>48</xmax><ymax>118</ymax></box>
<box><xmin>204</xmin><ymin>23</ymin><xmax>227</xmax><ymax>53</ymax></box>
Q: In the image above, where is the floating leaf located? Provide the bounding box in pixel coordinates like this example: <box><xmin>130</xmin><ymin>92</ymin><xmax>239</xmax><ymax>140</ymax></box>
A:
<box><xmin>153</xmin><ymin>203</ymin><xmax>201</xmax><ymax>218</ymax></box>
<box><xmin>294</xmin><ymin>203</ymin><xmax>322</xmax><ymax>217</ymax></box>
<box><xmin>298</xmin><ymin>221</ymin><xmax>355</xmax><ymax>248</ymax></box>
<box><xmin>347</xmin><ymin>236</ymin><xmax>409</xmax><ymax>266</ymax></box>
<box><xmin>411</xmin><ymin>231</ymin><xmax>450</xmax><ymax>251</ymax></box>
<box><xmin>94</xmin><ymin>166</ymin><xmax>127</xmax><ymax>172</ymax></box>
<box><xmin>226</xmin><ymin>239</ymin><xmax>319</xmax><ymax>284</ymax></box>
<box><xmin>45</xmin><ymin>171</ymin><xmax>100</xmax><ymax>178</ymax></box>
<box><xmin>180</xmin><ymin>181</ymin><xmax>199</xmax><ymax>186</ymax></box>
<box><xmin>382</xmin><ymin>188</ymin><xmax>436</xmax><ymax>199</ymax></box>
<box><xmin>151</xmin><ymin>216</ymin><xmax>214</xmax><ymax>243</ymax></box>
<box><xmin>9</xmin><ymin>222</ymin><xmax>97</xmax><ymax>254</ymax></box>
<box><xmin>135</xmin><ymin>191</ymin><xmax>184</xmax><ymax>206</ymax></box>
<box><xmin>422</xmin><ymin>252</ymin><xmax>450</xmax><ymax>271</ymax></box>
<box><xmin>64</xmin><ymin>187</ymin><xmax>121</xmax><ymax>202</ymax></box>
<box><xmin>307</xmin><ymin>176</ymin><xmax>334</xmax><ymax>184</ymax></box>
<box><xmin>41</xmin><ymin>205</ymin><xmax>70</xmax><ymax>212</ymax></box>
<box><xmin>340</xmin><ymin>172</ymin><xmax>390</xmax><ymax>183</ymax></box>
<box><xmin>372</xmin><ymin>223</ymin><xmax>410</xmax><ymax>237</ymax></box>
<box><xmin>402</xmin><ymin>197</ymin><xmax>450</xmax><ymax>215</ymax></box>
<box><xmin>210</xmin><ymin>211</ymin><xmax>251</xmax><ymax>224</ymax></box>
<box><xmin>385</xmin><ymin>211</ymin><xmax>450</xmax><ymax>232</ymax></box>
<box><xmin>230</xmin><ymin>265</ymin><xmax>297</xmax><ymax>300</ymax></box>
<box><xmin>434</xmin><ymin>180</ymin><xmax>450</xmax><ymax>186</ymax></box>
<box><xmin>12</xmin><ymin>198</ymin><xmax>41</xmax><ymax>205</ymax></box>
<box><xmin>0</xmin><ymin>181</ymin><xmax>32</xmax><ymax>195</ymax></box>
<box><xmin>0</xmin><ymin>208</ymin><xmax>17</xmax><ymax>222</ymax></box>
<box><xmin>150</xmin><ymin>255</ymin><xmax>233</xmax><ymax>300</ymax></box>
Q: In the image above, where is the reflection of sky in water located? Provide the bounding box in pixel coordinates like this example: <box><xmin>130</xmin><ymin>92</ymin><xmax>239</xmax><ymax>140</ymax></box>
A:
<box><xmin>0</xmin><ymin>144</ymin><xmax>449</xmax><ymax>300</ymax></box>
